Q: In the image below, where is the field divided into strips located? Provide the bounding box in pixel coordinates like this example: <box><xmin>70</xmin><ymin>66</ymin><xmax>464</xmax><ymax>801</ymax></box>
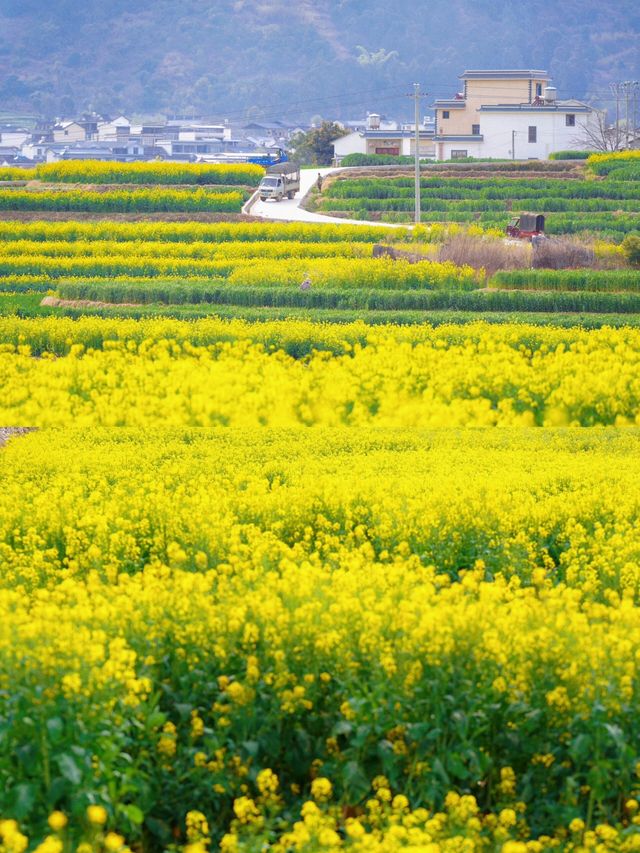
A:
<box><xmin>315</xmin><ymin>154</ymin><xmax>640</xmax><ymax>238</ymax></box>
<box><xmin>1</xmin><ymin>218</ymin><xmax>640</xmax><ymax>326</ymax></box>
<box><xmin>0</xmin><ymin>162</ymin><xmax>265</xmax><ymax>214</ymax></box>
<box><xmin>3</xmin><ymin>155</ymin><xmax>640</xmax><ymax>851</ymax></box>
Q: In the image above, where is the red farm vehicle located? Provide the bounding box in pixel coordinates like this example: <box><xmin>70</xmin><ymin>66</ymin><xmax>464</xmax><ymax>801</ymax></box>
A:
<box><xmin>506</xmin><ymin>213</ymin><xmax>546</xmax><ymax>240</ymax></box>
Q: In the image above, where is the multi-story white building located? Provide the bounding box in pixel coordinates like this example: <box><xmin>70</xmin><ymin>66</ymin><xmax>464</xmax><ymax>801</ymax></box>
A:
<box><xmin>433</xmin><ymin>70</ymin><xmax>601</xmax><ymax>160</ymax></box>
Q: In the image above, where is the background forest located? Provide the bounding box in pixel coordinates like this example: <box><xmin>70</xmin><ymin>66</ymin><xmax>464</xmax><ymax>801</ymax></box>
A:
<box><xmin>0</xmin><ymin>0</ymin><xmax>638</xmax><ymax>120</ymax></box>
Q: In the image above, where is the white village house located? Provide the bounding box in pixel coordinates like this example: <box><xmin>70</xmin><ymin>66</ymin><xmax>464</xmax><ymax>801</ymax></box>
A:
<box><xmin>333</xmin><ymin>113</ymin><xmax>435</xmax><ymax>164</ymax></box>
<box><xmin>52</xmin><ymin>121</ymin><xmax>86</xmax><ymax>143</ymax></box>
<box><xmin>433</xmin><ymin>70</ymin><xmax>601</xmax><ymax>160</ymax></box>
<box><xmin>97</xmin><ymin>115</ymin><xmax>131</xmax><ymax>141</ymax></box>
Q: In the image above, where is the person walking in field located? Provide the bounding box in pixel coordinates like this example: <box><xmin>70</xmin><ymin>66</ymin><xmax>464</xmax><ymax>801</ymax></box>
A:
<box><xmin>316</xmin><ymin>173</ymin><xmax>323</xmax><ymax>193</ymax></box>
<box><xmin>300</xmin><ymin>273</ymin><xmax>312</xmax><ymax>291</ymax></box>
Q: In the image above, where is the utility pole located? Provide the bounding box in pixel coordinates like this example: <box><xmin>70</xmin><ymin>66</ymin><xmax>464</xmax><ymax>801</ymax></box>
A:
<box><xmin>511</xmin><ymin>129</ymin><xmax>516</xmax><ymax>161</ymax></box>
<box><xmin>624</xmin><ymin>81</ymin><xmax>632</xmax><ymax>148</ymax></box>
<box><xmin>610</xmin><ymin>82</ymin><xmax>621</xmax><ymax>149</ymax></box>
<box><xmin>413</xmin><ymin>83</ymin><xmax>421</xmax><ymax>223</ymax></box>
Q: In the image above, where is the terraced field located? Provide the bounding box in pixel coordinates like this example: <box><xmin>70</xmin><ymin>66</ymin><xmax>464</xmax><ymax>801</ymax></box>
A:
<box><xmin>314</xmin><ymin>154</ymin><xmax>640</xmax><ymax>238</ymax></box>
<box><xmin>0</xmin><ymin>162</ymin><xmax>263</xmax><ymax>214</ymax></box>
<box><xmin>1</xmin><ymin>216</ymin><xmax>639</xmax><ymax>327</ymax></box>
<box><xmin>1</xmin><ymin>154</ymin><xmax>640</xmax><ymax>852</ymax></box>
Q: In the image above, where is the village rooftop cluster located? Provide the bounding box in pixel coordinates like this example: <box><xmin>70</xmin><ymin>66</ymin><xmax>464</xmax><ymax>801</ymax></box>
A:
<box><xmin>1</xmin><ymin>69</ymin><xmax>637</xmax><ymax>167</ymax></box>
<box><xmin>0</xmin><ymin>114</ymin><xmax>312</xmax><ymax>166</ymax></box>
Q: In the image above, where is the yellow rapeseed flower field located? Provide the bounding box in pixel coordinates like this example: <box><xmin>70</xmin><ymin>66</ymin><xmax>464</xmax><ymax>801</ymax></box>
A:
<box><xmin>2</xmin><ymin>319</ymin><xmax>640</xmax><ymax>426</ymax></box>
<box><xmin>2</xmin><ymin>276</ymin><xmax>640</xmax><ymax>850</ymax></box>
<box><xmin>2</xmin><ymin>426</ymin><xmax>640</xmax><ymax>850</ymax></box>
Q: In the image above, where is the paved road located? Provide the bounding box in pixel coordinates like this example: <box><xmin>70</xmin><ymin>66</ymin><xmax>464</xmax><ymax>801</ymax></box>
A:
<box><xmin>250</xmin><ymin>167</ymin><xmax>399</xmax><ymax>228</ymax></box>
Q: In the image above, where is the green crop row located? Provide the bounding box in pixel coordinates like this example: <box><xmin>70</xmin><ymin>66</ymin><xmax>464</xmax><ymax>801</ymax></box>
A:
<box><xmin>607</xmin><ymin>165</ymin><xmax>640</xmax><ymax>181</ymax></box>
<box><xmin>326</xmin><ymin>177</ymin><xmax>638</xmax><ymax>201</ymax></box>
<box><xmin>321</xmin><ymin>196</ymin><xmax>639</xmax><ymax>213</ymax></box>
<box><xmin>0</xmin><ymin>188</ymin><xmax>245</xmax><ymax>212</ymax></box>
<box><xmin>5</xmin><ymin>292</ymin><xmax>640</xmax><ymax>330</ymax></box>
<box><xmin>52</xmin><ymin>280</ymin><xmax>640</xmax><ymax>315</ymax></box>
<box><xmin>549</xmin><ymin>151</ymin><xmax>591</xmax><ymax>160</ymax></box>
<box><xmin>493</xmin><ymin>268</ymin><xmax>640</xmax><ymax>292</ymax></box>
<box><xmin>331</xmin><ymin>208</ymin><xmax>638</xmax><ymax>238</ymax></box>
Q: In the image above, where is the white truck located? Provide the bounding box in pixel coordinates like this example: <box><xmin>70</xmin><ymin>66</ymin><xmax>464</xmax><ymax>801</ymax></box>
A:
<box><xmin>258</xmin><ymin>164</ymin><xmax>300</xmax><ymax>202</ymax></box>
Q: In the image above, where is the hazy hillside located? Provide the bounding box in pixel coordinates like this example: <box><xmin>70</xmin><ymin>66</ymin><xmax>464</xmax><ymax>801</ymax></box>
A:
<box><xmin>1</xmin><ymin>0</ymin><xmax>638</xmax><ymax>120</ymax></box>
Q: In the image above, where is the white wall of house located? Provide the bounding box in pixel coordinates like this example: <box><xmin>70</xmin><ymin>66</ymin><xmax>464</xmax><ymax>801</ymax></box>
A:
<box><xmin>333</xmin><ymin>131</ymin><xmax>367</xmax><ymax>162</ymax></box>
<box><xmin>0</xmin><ymin>130</ymin><xmax>30</xmax><ymax>146</ymax></box>
<box><xmin>52</xmin><ymin>123</ymin><xmax>86</xmax><ymax>143</ymax></box>
<box><xmin>21</xmin><ymin>143</ymin><xmax>42</xmax><ymax>160</ymax></box>
<box><xmin>479</xmin><ymin>109</ymin><xmax>599</xmax><ymax>158</ymax></box>
<box><xmin>333</xmin><ymin>131</ymin><xmax>435</xmax><ymax>163</ymax></box>
<box><xmin>97</xmin><ymin>116</ymin><xmax>131</xmax><ymax>141</ymax></box>
<box><xmin>401</xmin><ymin>137</ymin><xmax>436</xmax><ymax>157</ymax></box>
<box><xmin>436</xmin><ymin>108</ymin><xmax>600</xmax><ymax>160</ymax></box>
<box><xmin>45</xmin><ymin>148</ymin><xmax>64</xmax><ymax>163</ymax></box>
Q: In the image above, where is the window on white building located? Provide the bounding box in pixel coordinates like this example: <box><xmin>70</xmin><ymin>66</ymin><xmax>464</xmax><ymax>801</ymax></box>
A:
<box><xmin>566</xmin><ymin>114</ymin><xmax>576</xmax><ymax>127</ymax></box>
<box><xmin>442</xmin><ymin>111</ymin><xmax>450</xmax><ymax>119</ymax></box>
<box><xmin>472</xmin><ymin>124</ymin><xmax>480</xmax><ymax>135</ymax></box>
<box><xmin>528</xmin><ymin>126</ymin><xmax>537</xmax><ymax>143</ymax></box>
<box><xmin>535</xmin><ymin>83</ymin><xmax>543</xmax><ymax>97</ymax></box>
<box><xmin>451</xmin><ymin>150</ymin><xmax>468</xmax><ymax>159</ymax></box>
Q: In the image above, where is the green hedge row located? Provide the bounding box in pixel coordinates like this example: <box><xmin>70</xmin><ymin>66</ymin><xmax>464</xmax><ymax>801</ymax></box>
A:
<box><xmin>5</xmin><ymin>293</ymin><xmax>640</xmax><ymax>330</ymax></box>
<box><xmin>492</xmin><ymin>268</ymin><xmax>640</xmax><ymax>292</ymax></box>
<box><xmin>327</xmin><ymin>178</ymin><xmax>638</xmax><ymax>200</ymax></box>
<box><xmin>53</xmin><ymin>280</ymin><xmax>640</xmax><ymax>314</ymax></box>
<box><xmin>549</xmin><ymin>151</ymin><xmax>591</xmax><ymax>160</ymax></box>
<box><xmin>321</xmin><ymin>196</ymin><xmax>639</xmax><ymax>213</ymax></box>
<box><xmin>340</xmin><ymin>154</ymin><xmax>419</xmax><ymax>166</ymax></box>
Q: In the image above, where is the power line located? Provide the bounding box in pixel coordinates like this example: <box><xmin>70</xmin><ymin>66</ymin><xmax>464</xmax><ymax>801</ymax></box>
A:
<box><xmin>206</xmin><ymin>84</ymin><xmax>411</xmax><ymax>121</ymax></box>
<box><xmin>171</xmin><ymin>78</ymin><xmax>640</xmax><ymax>127</ymax></box>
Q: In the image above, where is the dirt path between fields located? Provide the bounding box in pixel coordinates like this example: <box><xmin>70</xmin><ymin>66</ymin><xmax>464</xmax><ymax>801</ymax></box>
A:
<box><xmin>41</xmin><ymin>296</ymin><xmax>143</xmax><ymax>309</ymax></box>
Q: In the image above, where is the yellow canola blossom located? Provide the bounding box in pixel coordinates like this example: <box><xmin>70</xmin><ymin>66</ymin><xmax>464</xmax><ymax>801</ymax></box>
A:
<box><xmin>3</xmin><ymin>321</ymin><xmax>640</xmax><ymax>426</ymax></box>
<box><xmin>0</xmin><ymin>238</ymin><xmax>380</xmax><ymax>260</ymax></box>
<box><xmin>2</xmin><ymin>428</ymin><xmax>640</xmax><ymax>597</ymax></box>
<box><xmin>3</xmin><ymin>315</ymin><xmax>640</xmax><ymax>847</ymax></box>
<box><xmin>33</xmin><ymin>160</ymin><xmax>265</xmax><ymax>185</ymax></box>
<box><xmin>0</xmin><ymin>429</ymin><xmax>639</xmax><ymax>840</ymax></box>
<box><xmin>0</xmin><ymin>253</ymin><xmax>472</xmax><ymax>288</ymax></box>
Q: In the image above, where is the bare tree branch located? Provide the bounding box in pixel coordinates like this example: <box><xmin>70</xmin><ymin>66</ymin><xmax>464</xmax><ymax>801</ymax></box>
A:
<box><xmin>572</xmin><ymin>110</ymin><xmax>620</xmax><ymax>152</ymax></box>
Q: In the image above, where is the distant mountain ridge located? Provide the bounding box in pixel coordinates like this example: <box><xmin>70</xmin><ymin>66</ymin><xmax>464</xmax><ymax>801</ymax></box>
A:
<box><xmin>0</xmin><ymin>0</ymin><xmax>638</xmax><ymax>121</ymax></box>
